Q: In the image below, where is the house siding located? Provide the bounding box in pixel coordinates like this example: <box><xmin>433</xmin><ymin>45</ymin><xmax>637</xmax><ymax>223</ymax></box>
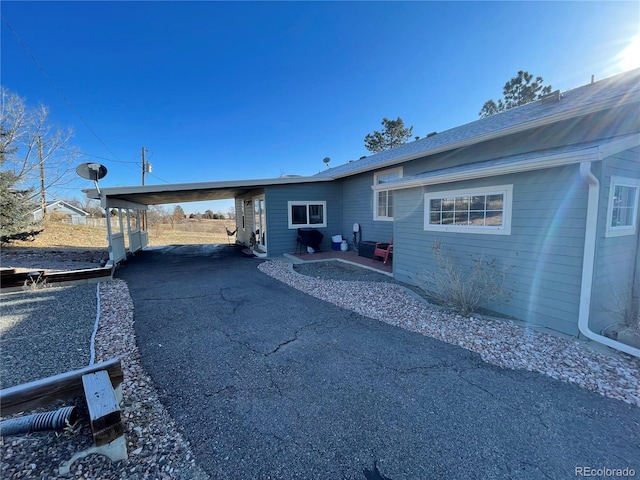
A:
<box><xmin>591</xmin><ymin>146</ymin><xmax>640</xmax><ymax>334</ymax></box>
<box><xmin>341</xmin><ymin>173</ymin><xmax>392</xmax><ymax>246</ymax></box>
<box><xmin>234</xmin><ymin>189</ymin><xmax>265</xmax><ymax>248</ymax></box>
<box><xmin>340</xmin><ymin>156</ymin><xmax>462</xmax><ymax>247</ymax></box>
<box><xmin>393</xmin><ymin>164</ymin><xmax>588</xmax><ymax>336</ymax></box>
<box><xmin>264</xmin><ymin>183</ymin><xmax>343</xmax><ymax>257</ymax></box>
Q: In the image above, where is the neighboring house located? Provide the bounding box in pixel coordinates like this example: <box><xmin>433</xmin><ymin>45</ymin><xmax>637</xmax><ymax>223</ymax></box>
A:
<box><xmin>31</xmin><ymin>200</ymin><xmax>89</xmax><ymax>225</ymax></box>
<box><xmin>87</xmin><ymin>68</ymin><xmax>639</xmax><ymax>354</ymax></box>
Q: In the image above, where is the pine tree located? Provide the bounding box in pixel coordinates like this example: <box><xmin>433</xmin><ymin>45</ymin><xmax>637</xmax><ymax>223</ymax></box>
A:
<box><xmin>364</xmin><ymin>117</ymin><xmax>414</xmax><ymax>153</ymax></box>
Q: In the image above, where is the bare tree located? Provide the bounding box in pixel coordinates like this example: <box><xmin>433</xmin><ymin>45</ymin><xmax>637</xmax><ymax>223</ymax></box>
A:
<box><xmin>1</xmin><ymin>87</ymin><xmax>79</xmax><ymax>213</ymax></box>
<box><xmin>82</xmin><ymin>198</ymin><xmax>104</xmax><ymax>218</ymax></box>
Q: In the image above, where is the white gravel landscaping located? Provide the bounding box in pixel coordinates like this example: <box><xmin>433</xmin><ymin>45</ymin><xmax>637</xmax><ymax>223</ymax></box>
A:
<box><xmin>258</xmin><ymin>260</ymin><xmax>640</xmax><ymax>408</ymax></box>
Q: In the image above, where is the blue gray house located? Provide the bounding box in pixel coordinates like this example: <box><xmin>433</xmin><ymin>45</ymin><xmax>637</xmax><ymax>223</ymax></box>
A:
<box><xmin>87</xmin><ymin>69</ymin><xmax>639</xmax><ymax>356</ymax></box>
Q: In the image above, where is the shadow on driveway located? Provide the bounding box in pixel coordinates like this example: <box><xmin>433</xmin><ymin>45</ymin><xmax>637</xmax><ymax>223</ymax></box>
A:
<box><xmin>116</xmin><ymin>245</ymin><xmax>639</xmax><ymax>480</ymax></box>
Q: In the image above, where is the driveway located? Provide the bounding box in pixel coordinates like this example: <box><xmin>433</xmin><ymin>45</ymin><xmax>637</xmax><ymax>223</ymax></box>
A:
<box><xmin>116</xmin><ymin>245</ymin><xmax>639</xmax><ymax>480</ymax></box>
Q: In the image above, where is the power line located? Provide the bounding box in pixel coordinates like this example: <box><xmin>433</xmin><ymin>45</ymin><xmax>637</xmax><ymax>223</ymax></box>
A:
<box><xmin>4</xmin><ymin>18</ymin><xmax>176</xmax><ymax>188</ymax></box>
<box><xmin>2</xmin><ymin>16</ymin><xmax>125</xmax><ymax>165</ymax></box>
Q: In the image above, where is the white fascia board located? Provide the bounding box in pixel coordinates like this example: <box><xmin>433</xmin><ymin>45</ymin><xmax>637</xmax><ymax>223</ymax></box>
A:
<box><xmin>102</xmin><ymin>198</ymin><xmax>149</xmax><ymax>210</ymax></box>
<box><xmin>83</xmin><ymin>175</ymin><xmax>335</xmax><ymax>199</ymax></box>
<box><xmin>336</xmin><ymin>95</ymin><xmax>638</xmax><ymax>180</ymax></box>
<box><xmin>372</xmin><ymin>148</ymin><xmax>602</xmax><ymax>192</ymax></box>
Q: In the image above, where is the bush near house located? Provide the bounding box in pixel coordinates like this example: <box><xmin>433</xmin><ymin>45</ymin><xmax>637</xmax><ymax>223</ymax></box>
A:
<box><xmin>418</xmin><ymin>240</ymin><xmax>513</xmax><ymax>316</ymax></box>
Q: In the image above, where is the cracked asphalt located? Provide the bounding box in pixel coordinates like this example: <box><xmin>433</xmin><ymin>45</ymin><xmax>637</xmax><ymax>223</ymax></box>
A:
<box><xmin>116</xmin><ymin>245</ymin><xmax>640</xmax><ymax>480</ymax></box>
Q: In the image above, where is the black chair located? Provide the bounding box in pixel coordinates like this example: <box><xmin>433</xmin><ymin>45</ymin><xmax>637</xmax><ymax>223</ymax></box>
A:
<box><xmin>296</xmin><ymin>228</ymin><xmax>324</xmax><ymax>254</ymax></box>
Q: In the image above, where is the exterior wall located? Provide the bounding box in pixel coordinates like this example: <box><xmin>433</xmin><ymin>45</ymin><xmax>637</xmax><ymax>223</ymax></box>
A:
<box><xmin>393</xmin><ymin>164</ymin><xmax>589</xmax><ymax>336</ymax></box>
<box><xmin>591</xmin><ymin>146</ymin><xmax>640</xmax><ymax>334</ymax></box>
<box><xmin>340</xmin><ymin>157</ymin><xmax>450</xmax><ymax>247</ymax></box>
<box><xmin>264</xmin><ymin>182</ymin><xmax>342</xmax><ymax>257</ymax></box>
<box><xmin>234</xmin><ymin>191</ymin><xmax>263</xmax><ymax>247</ymax></box>
<box><xmin>341</xmin><ymin>172</ymin><xmax>391</xmax><ymax>247</ymax></box>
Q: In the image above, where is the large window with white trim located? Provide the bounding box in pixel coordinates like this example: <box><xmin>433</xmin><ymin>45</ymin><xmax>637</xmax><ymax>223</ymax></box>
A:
<box><xmin>424</xmin><ymin>185</ymin><xmax>513</xmax><ymax>235</ymax></box>
<box><xmin>288</xmin><ymin>201</ymin><xmax>327</xmax><ymax>228</ymax></box>
<box><xmin>374</xmin><ymin>167</ymin><xmax>402</xmax><ymax>220</ymax></box>
<box><xmin>606</xmin><ymin>176</ymin><xmax>639</xmax><ymax>237</ymax></box>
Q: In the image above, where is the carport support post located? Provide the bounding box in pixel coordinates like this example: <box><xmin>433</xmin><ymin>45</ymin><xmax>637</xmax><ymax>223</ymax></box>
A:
<box><xmin>117</xmin><ymin>209</ymin><xmax>125</xmax><ymax>242</ymax></box>
<box><xmin>105</xmin><ymin>205</ymin><xmax>114</xmax><ymax>263</ymax></box>
<box><xmin>126</xmin><ymin>209</ymin><xmax>132</xmax><ymax>249</ymax></box>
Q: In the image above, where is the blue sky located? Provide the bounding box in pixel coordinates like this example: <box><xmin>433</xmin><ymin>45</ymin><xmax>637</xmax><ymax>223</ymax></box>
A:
<box><xmin>2</xmin><ymin>1</ymin><xmax>639</xmax><ymax>214</ymax></box>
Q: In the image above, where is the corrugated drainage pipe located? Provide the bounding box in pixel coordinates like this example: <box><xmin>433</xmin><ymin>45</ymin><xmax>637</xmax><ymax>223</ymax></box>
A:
<box><xmin>0</xmin><ymin>406</ymin><xmax>77</xmax><ymax>437</ymax></box>
<box><xmin>578</xmin><ymin>161</ymin><xmax>640</xmax><ymax>358</ymax></box>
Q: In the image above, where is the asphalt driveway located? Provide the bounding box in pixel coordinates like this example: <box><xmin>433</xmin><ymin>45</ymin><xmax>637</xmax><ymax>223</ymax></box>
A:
<box><xmin>116</xmin><ymin>245</ymin><xmax>640</xmax><ymax>480</ymax></box>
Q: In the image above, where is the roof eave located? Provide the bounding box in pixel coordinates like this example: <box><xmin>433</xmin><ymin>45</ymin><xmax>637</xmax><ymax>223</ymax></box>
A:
<box><xmin>337</xmin><ymin>93</ymin><xmax>638</xmax><ymax>180</ymax></box>
<box><xmin>372</xmin><ymin>148</ymin><xmax>604</xmax><ymax>192</ymax></box>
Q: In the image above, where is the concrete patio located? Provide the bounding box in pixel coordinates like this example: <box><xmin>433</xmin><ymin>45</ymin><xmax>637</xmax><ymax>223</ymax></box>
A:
<box><xmin>284</xmin><ymin>249</ymin><xmax>393</xmax><ymax>275</ymax></box>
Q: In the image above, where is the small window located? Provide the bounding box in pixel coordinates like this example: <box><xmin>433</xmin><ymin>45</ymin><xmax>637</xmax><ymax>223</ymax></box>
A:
<box><xmin>606</xmin><ymin>176</ymin><xmax>639</xmax><ymax>237</ymax></box>
<box><xmin>288</xmin><ymin>201</ymin><xmax>327</xmax><ymax>228</ymax></box>
<box><xmin>374</xmin><ymin>167</ymin><xmax>402</xmax><ymax>221</ymax></box>
<box><xmin>424</xmin><ymin>185</ymin><xmax>512</xmax><ymax>235</ymax></box>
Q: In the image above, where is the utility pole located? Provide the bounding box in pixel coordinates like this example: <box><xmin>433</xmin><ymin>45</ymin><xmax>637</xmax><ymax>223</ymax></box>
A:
<box><xmin>39</xmin><ymin>136</ymin><xmax>46</xmax><ymax>215</ymax></box>
<box><xmin>141</xmin><ymin>146</ymin><xmax>149</xmax><ymax>231</ymax></box>
<box><xmin>141</xmin><ymin>146</ymin><xmax>146</xmax><ymax>186</ymax></box>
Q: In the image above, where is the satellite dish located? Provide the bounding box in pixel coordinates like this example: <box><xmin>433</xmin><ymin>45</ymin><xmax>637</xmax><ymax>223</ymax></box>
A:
<box><xmin>323</xmin><ymin>157</ymin><xmax>331</xmax><ymax>167</ymax></box>
<box><xmin>76</xmin><ymin>162</ymin><xmax>108</xmax><ymax>195</ymax></box>
<box><xmin>76</xmin><ymin>163</ymin><xmax>107</xmax><ymax>181</ymax></box>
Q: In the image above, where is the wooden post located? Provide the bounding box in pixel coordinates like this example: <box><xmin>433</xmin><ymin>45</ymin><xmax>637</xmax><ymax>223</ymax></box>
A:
<box><xmin>0</xmin><ymin>358</ymin><xmax>123</xmax><ymax>416</ymax></box>
<box><xmin>82</xmin><ymin>370</ymin><xmax>123</xmax><ymax>446</ymax></box>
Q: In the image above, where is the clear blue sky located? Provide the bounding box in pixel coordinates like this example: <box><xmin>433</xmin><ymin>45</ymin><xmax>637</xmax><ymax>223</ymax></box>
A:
<box><xmin>2</xmin><ymin>1</ymin><xmax>639</xmax><ymax>214</ymax></box>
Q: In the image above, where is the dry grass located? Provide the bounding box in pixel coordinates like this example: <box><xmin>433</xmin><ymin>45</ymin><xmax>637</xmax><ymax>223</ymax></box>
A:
<box><xmin>148</xmin><ymin>218</ymin><xmax>237</xmax><ymax>245</ymax></box>
<box><xmin>3</xmin><ymin>219</ymin><xmax>238</xmax><ymax>251</ymax></box>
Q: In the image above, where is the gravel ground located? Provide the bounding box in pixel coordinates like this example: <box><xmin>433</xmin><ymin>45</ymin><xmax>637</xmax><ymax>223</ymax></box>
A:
<box><xmin>1</xmin><ymin>255</ymin><xmax>638</xmax><ymax>479</ymax></box>
<box><xmin>0</xmin><ymin>249</ymin><xmax>108</xmax><ymax>272</ymax></box>
<box><xmin>0</xmin><ymin>281</ymin><xmax>208</xmax><ymax>479</ymax></box>
<box><xmin>1</xmin><ymin>285</ymin><xmax>97</xmax><ymax>388</ymax></box>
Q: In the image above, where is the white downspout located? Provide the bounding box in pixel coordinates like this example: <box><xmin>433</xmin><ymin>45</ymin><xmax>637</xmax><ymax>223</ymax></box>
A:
<box><xmin>579</xmin><ymin>161</ymin><xmax>640</xmax><ymax>357</ymax></box>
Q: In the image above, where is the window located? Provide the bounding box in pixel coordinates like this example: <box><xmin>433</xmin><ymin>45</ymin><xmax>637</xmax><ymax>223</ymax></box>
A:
<box><xmin>424</xmin><ymin>185</ymin><xmax>513</xmax><ymax>235</ymax></box>
<box><xmin>373</xmin><ymin>168</ymin><xmax>402</xmax><ymax>221</ymax></box>
<box><xmin>606</xmin><ymin>176</ymin><xmax>639</xmax><ymax>237</ymax></box>
<box><xmin>288</xmin><ymin>201</ymin><xmax>327</xmax><ymax>228</ymax></box>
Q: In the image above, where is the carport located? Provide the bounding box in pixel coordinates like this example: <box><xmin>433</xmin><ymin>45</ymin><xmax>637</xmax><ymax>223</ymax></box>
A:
<box><xmin>83</xmin><ymin>176</ymin><xmax>333</xmax><ymax>263</ymax></box>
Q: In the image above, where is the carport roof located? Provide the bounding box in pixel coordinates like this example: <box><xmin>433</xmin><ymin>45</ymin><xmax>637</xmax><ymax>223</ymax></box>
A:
<box><xmin>83</xmin><ymin>175</ymin><xmax>335</xmax><ymax>207</ymax></box>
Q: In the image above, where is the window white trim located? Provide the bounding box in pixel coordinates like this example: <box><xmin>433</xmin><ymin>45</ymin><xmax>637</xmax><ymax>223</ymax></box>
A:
<box><xmin>606</xmin><ymin>176</ymin><xmax>640</xmax><ymax>237</ymax></box>
<box><xmin>287</xmin><ymin>201</ymin><xmax>327</xmax><ymax>229</ymax></box>
<box><xmin>374</xmin><ymin>167</ymin><xmax>403</xmax><ymax>221</ymax></box>
<box><xmin>424</xmin><ymin>184</ymin><xmax>513</xmax><ymax>235</ymax></box>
